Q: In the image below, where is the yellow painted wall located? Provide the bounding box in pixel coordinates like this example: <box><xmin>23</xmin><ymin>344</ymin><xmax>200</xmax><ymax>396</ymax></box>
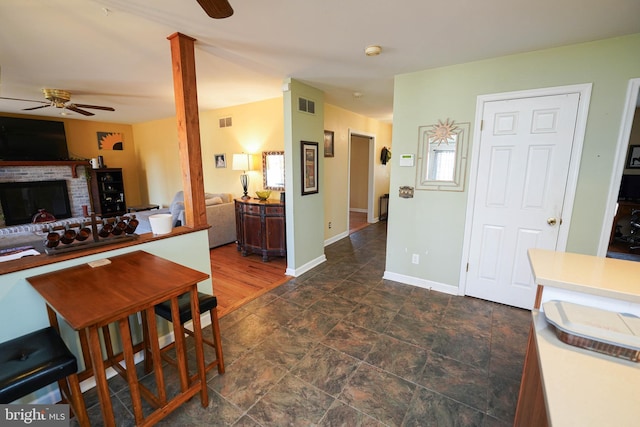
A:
<box><xmin>131</xmin><ymin>116</ymin><xmax>181</xmax><ymax>207</ymax></box>
<box><xmin>132</xmin><ymin>97</ymin><xmax>285</xmax><ymax>207</ymax></box>
<box><xmin>323</xmin><ymin>104</ymin><xmax>393</xmax><ymax>240</ymax></box>
<box><xmin>200</xmin><ymin>97</ymin><xmax>285</xmax><ymax>199</ymax></box>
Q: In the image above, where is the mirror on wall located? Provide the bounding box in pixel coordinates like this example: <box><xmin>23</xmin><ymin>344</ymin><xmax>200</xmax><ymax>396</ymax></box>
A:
<box><xmin>262</xmin><ymin>151</ymin><xmax>285</xmax><ymax>190</ymax></box>
<box><xmin>416</xmin><ymin>121</ymin><xmax>469</xmax><ymax>192</ymax></box>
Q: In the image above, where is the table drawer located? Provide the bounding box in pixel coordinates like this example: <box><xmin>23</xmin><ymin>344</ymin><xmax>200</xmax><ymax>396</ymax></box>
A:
<box><xmin>265</xmin><ymin>206</ymin><xmax>284</xmax><ymax>215</ymax></box>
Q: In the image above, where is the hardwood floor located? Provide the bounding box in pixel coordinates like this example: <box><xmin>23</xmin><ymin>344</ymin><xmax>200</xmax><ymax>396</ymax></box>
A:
<box><xmin>212</xmin><ymin>212</ymin><xmax>369</xmax><ymax>317</ymax></box>
<box><xmin>349</xmin><ymin>211</ymin><xmax>369</xmax><ymax>234</ymax></box>
<box><xmin>209</xmin><ymin>243</ymin><xmax>290</xmax><ymax>317</ymax></box>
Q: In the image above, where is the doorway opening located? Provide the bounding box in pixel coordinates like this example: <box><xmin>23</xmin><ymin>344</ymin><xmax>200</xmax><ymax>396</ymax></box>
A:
<box><xmin>348</xmin><ymin>131</ymin><xmax>375</xmax><ymax>234</ymax></box>
<box><xmin>599</xmin><ymin>78</ymin><xmax>640</xmax><ymax>260</ymax></box>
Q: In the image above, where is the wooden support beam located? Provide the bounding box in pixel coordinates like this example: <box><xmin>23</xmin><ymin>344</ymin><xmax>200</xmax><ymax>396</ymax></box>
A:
<box><xmin>167</xmin><ymin>32</ymin><xmax>207</xmax><ymax>228</ymax></box>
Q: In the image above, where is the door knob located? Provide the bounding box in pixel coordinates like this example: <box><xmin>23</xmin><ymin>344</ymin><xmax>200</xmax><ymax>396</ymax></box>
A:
<box><xmin>547</xmin><ymin>217</ymin><xmax>557</xmax><ymax>226</ymax></box>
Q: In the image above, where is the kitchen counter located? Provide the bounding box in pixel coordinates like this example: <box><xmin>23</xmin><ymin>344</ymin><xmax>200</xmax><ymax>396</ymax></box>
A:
<box><xmin>528</xmin><ymin>249</ymin><xmax>640</xmax><ymax>305</ymax></box>
<box><xmin>515</xmin><ymin>249</ymin><xmax>640</xmax><ymax>426</ymax></box>
<box><xmin>532</xmin><ymin>311</ymin><xmax>640</xmax><ymax>426</ymax></box>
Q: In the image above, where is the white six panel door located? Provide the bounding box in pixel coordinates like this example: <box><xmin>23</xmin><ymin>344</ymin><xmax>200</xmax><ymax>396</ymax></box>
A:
<box><xmin>465</xmin><ymin>93</ymin><xmax>580</xmax><ymax>309</ymax></box>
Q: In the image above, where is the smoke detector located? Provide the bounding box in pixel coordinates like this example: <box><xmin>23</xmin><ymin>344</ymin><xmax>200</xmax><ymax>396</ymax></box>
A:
<box><xmin>364</xmin><ymin>45</ymin><xmax>382</xmax><ymax>56</ymax></box>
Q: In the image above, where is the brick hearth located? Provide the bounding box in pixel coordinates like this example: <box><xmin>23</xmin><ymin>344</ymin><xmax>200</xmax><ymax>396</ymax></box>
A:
<box><xmin>0</xmin><ymin>164</ymin><xmax>92</xmax><ymax>231</ymax></box>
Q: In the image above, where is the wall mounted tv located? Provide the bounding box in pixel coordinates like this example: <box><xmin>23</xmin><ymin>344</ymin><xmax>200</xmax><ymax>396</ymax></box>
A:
<box><xmin>0</xmin><ymin>116</ymin><xmax>69</xmax><ymax>161</ymax></box>
<box><xmin>0</xmin><ymin>180</ymin><xmax>72</xmax><ymax>226</ymax></box>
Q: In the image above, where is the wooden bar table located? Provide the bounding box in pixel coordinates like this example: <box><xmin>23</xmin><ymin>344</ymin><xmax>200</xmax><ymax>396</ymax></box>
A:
<box><xmin>26</xmin><ymin>250</ymin><xmax>209</xmax><ymax>427</ymax></box>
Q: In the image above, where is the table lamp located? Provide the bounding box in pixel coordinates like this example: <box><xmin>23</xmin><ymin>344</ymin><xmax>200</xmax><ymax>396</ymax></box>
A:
<box><xmin>232</xmin><ymin>153</ymin><xmax>251</xmax><ymax>199</ymax></box>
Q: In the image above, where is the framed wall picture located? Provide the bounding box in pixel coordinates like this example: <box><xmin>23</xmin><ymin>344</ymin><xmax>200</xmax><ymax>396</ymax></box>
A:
<box><xmin>97</xmin><ymin>132</ymin><xmax>123</xmax><ymax>150</ymax></box>
<box><xmin>324</xmin><ymin>130</ymin><xmax>334</xmax><ymax>157</ymax></box>
<box><xmin>214</xmin><ymin>153</ymin><xmax>227</xmax><ymax>168</ymax></box>
<box><xmin>627</xmin><ymin>145</ymin><xmax>640</xmax><ymax>169</ymax></box>
<box><xmin>301</xmin><ymin>141</ymin><xmax>319</xmax><ymax>195</ymax></box>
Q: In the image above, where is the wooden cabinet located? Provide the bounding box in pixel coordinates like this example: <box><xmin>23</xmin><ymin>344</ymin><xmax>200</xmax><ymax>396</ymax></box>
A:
<box><xmin>89</xmin><ymin>168</ymin><xmax>126</xmax><ymax>218</ymax></box>
<box><xmin>235</xmin><ymin>199</ymin><xmax>286</xmax><ymax>261</ymax></box>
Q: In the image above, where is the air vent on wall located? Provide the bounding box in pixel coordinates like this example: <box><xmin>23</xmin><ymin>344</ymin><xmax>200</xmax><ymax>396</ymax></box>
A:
<box><xmin>298</xmin><ymin>97</ymin><xmax>315</xmax><ymax>114</ymax></box>
<box><xmin>219</xmin><ymin>116</ymin><xmax>232</xmax><ymax>128</ymax></box>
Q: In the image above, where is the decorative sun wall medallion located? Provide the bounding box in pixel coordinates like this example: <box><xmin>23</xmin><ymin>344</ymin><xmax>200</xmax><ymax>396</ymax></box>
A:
<box><xmin>427</xmin><ymin>119</ymin><xmax>459</xmax><ymax>146</ymax></box>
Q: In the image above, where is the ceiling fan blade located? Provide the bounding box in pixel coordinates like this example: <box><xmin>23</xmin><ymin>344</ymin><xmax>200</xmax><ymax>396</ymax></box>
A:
<box><xmin>73</xmin><ymin>103</ymin><xmax>115</xmax><ymax>111</ymax></box>
<box><xmin>65</xmin><ymin>105</ymin><xmax>94</xmax><ymax>116</ymax></box>
<box><xmin>0</xmin><ymin>96</ymin><xmax>48</xmax><ymax>104</ymax></box>
<box><xmin>196</xmin><ymin>0</ymin><xmax>233</xmax><ymax>19</ymax></box>
<box><xmin>22</xmin><ymin>104</ymin><xmax>51</xmax><ymax>111</ymax></box>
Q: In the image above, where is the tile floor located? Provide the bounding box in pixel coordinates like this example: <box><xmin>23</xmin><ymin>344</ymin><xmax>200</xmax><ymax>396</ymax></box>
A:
<box><xmin>77</xmin><ymin>222</ymin><xmax>531</xmax><ymax>426</ymax></box>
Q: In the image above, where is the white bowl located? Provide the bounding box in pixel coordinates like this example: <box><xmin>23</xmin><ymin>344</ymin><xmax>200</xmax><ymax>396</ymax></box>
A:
<box><xmin>149</xmin><ymin>213</ymin><xmax>173</xmax><ymax>235</ymax></box>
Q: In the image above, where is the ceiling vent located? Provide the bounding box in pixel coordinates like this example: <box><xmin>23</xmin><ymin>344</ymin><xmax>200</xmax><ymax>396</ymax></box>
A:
<box><xmin>219</xmin><ymin>116</ymin><xmax>232</xmax><ymax>128</ymax></box>
<box><xmin>298</xmin><ymin>97</ymin><xmax>315</xmax><ymax>114</ymax></box>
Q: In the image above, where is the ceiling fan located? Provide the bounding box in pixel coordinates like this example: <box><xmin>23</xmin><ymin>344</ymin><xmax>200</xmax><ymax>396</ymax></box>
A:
<box><xmin>196</xmin><ymin>0</ymin><xmax>233</xmax><ymax>19</ymax></box>
<box><xmin>0</xmin><ymin>89</ymin><xmax>115</xmax><ymax>116</ymax></box>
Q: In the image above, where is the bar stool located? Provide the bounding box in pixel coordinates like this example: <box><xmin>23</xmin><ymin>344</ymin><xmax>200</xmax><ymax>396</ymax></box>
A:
<box><xmin>147</xmin><ymin>292</ymin><xmax>225</xmax><ymax>376</ymax></box>
<box><xmin>0</xmin><ymin>327</ymin><xmax>89</xmax><ymax>427</ymax></box>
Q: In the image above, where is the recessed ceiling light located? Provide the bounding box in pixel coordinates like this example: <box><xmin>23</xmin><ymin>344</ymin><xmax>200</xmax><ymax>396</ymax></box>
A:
<box><xmin>353</xmin><ymin>92</ymin><xmax>363</xmax><ymax>98</ymax></box>
<box><xmin>364</xmin><ymin>45</ymin><xmax>382</xmax><ymax>56</ymax></box>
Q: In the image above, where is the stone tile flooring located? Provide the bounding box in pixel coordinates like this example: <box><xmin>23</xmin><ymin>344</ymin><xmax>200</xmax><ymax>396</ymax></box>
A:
<box><xmin>77</xmin><ymin>222</ymin><xmax>531</xmax><ymax>426</ymax></box>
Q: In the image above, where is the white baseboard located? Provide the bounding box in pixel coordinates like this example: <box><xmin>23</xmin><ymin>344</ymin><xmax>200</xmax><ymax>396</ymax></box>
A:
<box><xmin>383</xmin><ymin>271</ymin><xmax>460</xmax><ymax>296</ymax></box>
<box><xmin>324</xmin><ymin>231</ymin><xmax>349</xmax><ymax>246</ymax></box>
<box><xmin>286</xmin><ymin>254</ymin><xmax>327</xmax><ymax>277</ymax></box>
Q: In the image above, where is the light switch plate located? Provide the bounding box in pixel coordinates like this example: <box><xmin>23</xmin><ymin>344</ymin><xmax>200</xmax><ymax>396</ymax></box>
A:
<box><xmin>399</xmin><ymin>186</ymin><xmax>414</xmax><ymax>198</ymax></box>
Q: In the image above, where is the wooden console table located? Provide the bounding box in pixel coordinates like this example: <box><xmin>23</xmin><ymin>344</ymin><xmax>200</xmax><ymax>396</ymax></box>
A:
<box><xmin>26</xmin><ymin>251</ymin><xmax>209</xmax><ymax>427</ymax></box>
<box><xmin>234</xmin><ymin>198</ymin><xmax>286</xmax><ymax>261</ymax></box>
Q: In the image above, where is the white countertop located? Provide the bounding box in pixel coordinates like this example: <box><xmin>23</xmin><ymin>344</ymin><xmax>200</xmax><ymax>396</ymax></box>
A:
<box><xmin>533</xmin><ymin>311</ymin><xmax>640</xmax><ymax>426</ymax></box>
<box><xmin>528</xmin><ymin>249</ymin><xmax>640</xmax><ymax>304</ymax></box>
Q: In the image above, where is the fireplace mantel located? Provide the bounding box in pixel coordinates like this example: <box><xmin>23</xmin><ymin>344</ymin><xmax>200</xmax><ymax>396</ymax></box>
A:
<box><xmin>0</xmin><ymin>160</ymin><xmax>90</xmax><ymax>178</ymax></box>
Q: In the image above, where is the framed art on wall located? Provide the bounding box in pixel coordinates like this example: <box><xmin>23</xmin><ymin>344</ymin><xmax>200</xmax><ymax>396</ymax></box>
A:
<box><xmin>324</xmin><ymin>130</ymin><xmax>334</xmax><ymax>157</ymax></box>
<box><xmin>626</xmin><ymin>145</ymin><xmax>640</xmax><ymax>169</ymax></box>
<box><xmin>214</xmin><ymin>153</ymin><xmax>227</xmax><ymax>168</ymax></box>
<box><xmin>97</xmin><ymin>132</ymin><xmax>123</xmax><ymax>150</ymax></box>
<box><xmin>301</xmin><ymin>141</ymin><xmax>319</xmax><ymax>195</ymax></box>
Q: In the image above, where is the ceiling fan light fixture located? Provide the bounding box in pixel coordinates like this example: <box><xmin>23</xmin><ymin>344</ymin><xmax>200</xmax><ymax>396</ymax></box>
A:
<box><xmin>364</xmin><ymin>45</ymin><xmax>382</xmax><ymax>57</ymax></box>
<box><xmin>43</xmin><ymin>89</ymin><xmax>71</xmax><ymax>108</ymax></box>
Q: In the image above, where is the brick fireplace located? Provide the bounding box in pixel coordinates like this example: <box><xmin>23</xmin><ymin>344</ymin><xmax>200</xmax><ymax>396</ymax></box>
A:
<box><xmin>0</xmin><ymin>165</ymin><xmax>92</xmax><ymax>233</ymax></box>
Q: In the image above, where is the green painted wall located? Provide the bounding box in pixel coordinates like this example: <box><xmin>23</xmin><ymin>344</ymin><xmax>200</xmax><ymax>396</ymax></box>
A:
<box><xmin>283</xmin><ymin>78</ymin><xmax>326</xmax><ymax>273</ymax></box>
<box><xmin>387</xmin><ymin>34</ymin><xmax>640</xmax><ymax>289</ymax></box>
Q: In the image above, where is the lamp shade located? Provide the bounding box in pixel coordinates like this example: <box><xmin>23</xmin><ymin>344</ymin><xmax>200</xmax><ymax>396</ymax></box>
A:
<box><xmin>232</xmin><ymin>153</ymin><xmax>250</xmax><ymax>171</ymax></box>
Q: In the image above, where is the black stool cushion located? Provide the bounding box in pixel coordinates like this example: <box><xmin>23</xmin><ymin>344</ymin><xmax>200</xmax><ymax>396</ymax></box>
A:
<box><xmin>155</xmin><ymin>292</ymin><xmax>218</xmax><ymax>324</ymax></box>
<box><xmin>0</xmin><ymin>327</ymin><xmax>78</xmax><ymax>404</ymax></box>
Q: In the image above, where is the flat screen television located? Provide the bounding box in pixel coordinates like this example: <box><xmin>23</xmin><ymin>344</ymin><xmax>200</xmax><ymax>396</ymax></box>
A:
<box><xmin>618</xmin><ymin>174</ymin><xmax>640</xmax><ymax>202</ymax></box>
<box><xmin>0</xmin><ymin>116</ymin><xmax>69</xmax><ymax>161</ymax></box>
<box><xmin>0</xmin><ymin>180</ymin><xmax>72</xmax><ymax>226</ymax></box>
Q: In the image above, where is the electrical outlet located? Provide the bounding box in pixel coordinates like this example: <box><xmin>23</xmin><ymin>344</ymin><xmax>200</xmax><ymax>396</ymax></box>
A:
<box><xmin>328</xmin><ymin>221</ymin><xmax>332</xmax><ymax>229</ymax></box>
<box><xmin>412</xmin><ymin>254</ymin><xmax>419</xmax><ymax>264</ymax></box>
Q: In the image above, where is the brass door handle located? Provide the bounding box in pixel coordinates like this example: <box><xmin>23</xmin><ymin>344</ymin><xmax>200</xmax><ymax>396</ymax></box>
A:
<box><xmin>547</xmin><ymin>217</ymin><xmax>557</xmax><ymax>226</ymax></box>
